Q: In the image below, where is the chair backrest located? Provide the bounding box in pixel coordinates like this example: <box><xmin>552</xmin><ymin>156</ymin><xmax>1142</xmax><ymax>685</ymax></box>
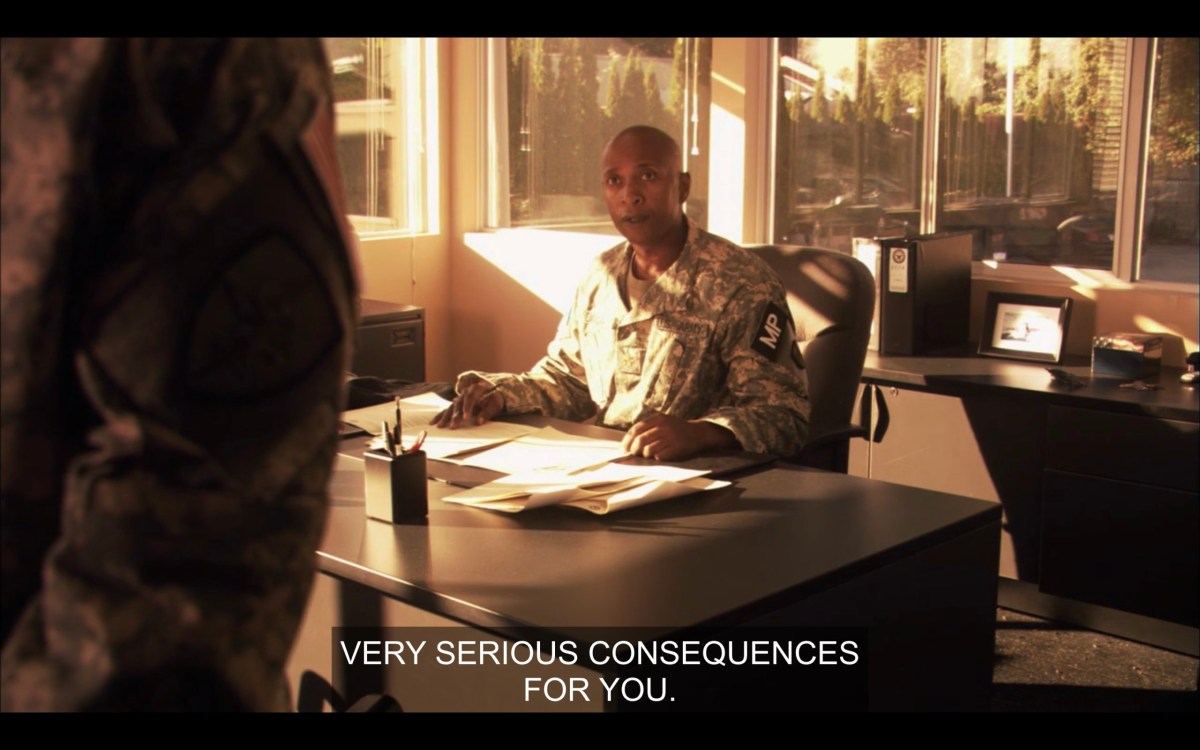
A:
<box><xmin>746</xmin><ymin>245</ymin><xmax>875</xmax><ymax>442</ymax></box>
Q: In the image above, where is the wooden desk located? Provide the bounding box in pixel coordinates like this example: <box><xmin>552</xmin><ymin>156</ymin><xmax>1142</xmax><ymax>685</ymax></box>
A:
<box><xmin>856</xmin><ymin>352</ymin><xmax>1199</xmax><ymax>655</ymax></box>
<box><xmin>316</xmin><ymin>431</ymin><xmax>1001</xmax><ymax>711</ymax></box>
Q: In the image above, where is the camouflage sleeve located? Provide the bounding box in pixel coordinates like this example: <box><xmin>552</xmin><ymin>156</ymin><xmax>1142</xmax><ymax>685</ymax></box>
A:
<box><xmin>699</xmin><ymin>279</ymin><xmax>811</xmax><ymax>456</ymax></box>
<box><xmin>0</xmin><ymin>38</ymin><xmax>356</xmax><ymax>711</ymax></box>
<box><xmin>462</xmin><ymin>282</ymin><xmax>598</xmax><ymax>422</ymax></box>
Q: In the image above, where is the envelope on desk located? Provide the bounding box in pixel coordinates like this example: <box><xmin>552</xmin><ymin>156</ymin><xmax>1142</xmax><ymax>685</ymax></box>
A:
<box><xmin>442</xmin><ymin>462</ymin><xmax>730</xmax><ymax>515</ymax></box>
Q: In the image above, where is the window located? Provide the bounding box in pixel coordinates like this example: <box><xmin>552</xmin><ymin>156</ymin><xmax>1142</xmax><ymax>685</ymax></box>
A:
<box><xmin>1139</xmin><ymin>38</ymin><xmax>1199</xmax><ymax>283</ymax></box>
<box><xmin>324</xmin><ymin>37</ymin><xmax>435</xmax><ymax>235</ymax></box>
<box><xmin>771</xmin><ymin>38</ymin><xmax>1199</xmax><ymax>287</ymax></box>
<box><xmin>486</xmin><ymin>38</ymin><xmax>712</xmax><ymax>232</ymax></box>
<box><xmin>939</xmin><ymin>38</ymin><xmax>1125</xmax><ymax>269</ymax></box>
<box><xmin>774</xmin><ymin>38</ymin><xmax>926</xmax><ymax>249</ymax></box>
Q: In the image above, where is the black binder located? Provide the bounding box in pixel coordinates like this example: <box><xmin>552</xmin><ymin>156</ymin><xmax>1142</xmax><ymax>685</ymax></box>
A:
<box><xmin>879</xmin><ymin>233</ymin><xmax>973</xmax><ymax>355</ymax></box>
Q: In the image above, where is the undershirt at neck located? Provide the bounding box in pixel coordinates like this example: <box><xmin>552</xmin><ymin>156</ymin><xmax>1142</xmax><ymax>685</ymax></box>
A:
<box><xmin>625</xmin><ymin>256</ymin><xmax>654</xmax><ymax>313</ymax></box>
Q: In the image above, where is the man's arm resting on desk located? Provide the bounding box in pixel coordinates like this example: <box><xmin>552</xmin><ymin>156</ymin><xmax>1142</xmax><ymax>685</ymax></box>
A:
<box><xmin>622</xmin><ymin>415</ymin><xmax>738</xmax><ymax>461</ymax></box>
<box><xmin>443</xmin><ymin>286</ymin><xmax>599</xmax><ymax>426</ymax></box>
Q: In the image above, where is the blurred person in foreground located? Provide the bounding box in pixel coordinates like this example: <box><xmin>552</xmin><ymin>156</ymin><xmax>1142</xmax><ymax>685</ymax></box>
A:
<box><xmin>1</xmin><ymin>37</ymin><xmax>357</xmax><ymax>711</ymax></box>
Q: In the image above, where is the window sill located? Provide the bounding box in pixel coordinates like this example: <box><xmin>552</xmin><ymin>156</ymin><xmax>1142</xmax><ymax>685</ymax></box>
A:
<box><xmin>974</xmin><ymin>261</ymin><xmax>1199</xmax><ymax>297</ymax></box>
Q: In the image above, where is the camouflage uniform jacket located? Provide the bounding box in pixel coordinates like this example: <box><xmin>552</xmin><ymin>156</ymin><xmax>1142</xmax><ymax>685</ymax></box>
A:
<box><xmin>1</xmin><ymin>39</ymin><xmax>357</xmax><ymax>711</ymax></box>
<box><xmin>475</xmin><ymin>220</ymin><xmax>810</xmax><ymax>455</ymax></box>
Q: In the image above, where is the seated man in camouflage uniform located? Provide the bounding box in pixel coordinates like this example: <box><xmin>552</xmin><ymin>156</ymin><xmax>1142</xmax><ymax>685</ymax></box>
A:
<box><xmin>436</xmin><ymin>126</ymin><xmax>809</xmax><ymax>460</ymax></box>
<box><xmin>1</xmin><ymin>38</ymin><xmax>357</xmax><ymax>711</ymax></box>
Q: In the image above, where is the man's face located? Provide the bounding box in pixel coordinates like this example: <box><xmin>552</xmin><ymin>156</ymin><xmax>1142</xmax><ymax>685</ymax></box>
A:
<box><xmin>601</xmin><ymin>132</ymin><xmax>691</xmax><ymax>251</ymax></box>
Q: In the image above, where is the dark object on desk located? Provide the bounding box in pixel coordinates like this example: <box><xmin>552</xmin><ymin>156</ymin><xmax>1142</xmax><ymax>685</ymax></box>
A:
<box><xmin>878</xmin><ymin>233</ymin><xmax>972</xmax><ymax>356</ymax></box>
<box><xmin>1046</xmin><ymin>367</ymin><xmax>1087</xmax><ymax>389</ymax></box>
<box><xmin>364</xmin><ymin>449</ymin><xmax>428</xmax><ymax>524</ymax></box>
<box><xmin>1119</xmin><ymin>380</ymin><xmax>1161</xmax><ymax>392</ymax></box>
<box><xmin>979</xmin><ymin>292</ymin><xmax>1072</xmax><ymax>364</ymax></box>
<box><xmin>1093</xmin><ymin>332</ymin><xmax>1163</xmax><ymax>378</ymax></box>
<box><xmin>1183</xmin><ymin>352</ymin><xmax>1200</xmax><ymax>385</ymax></box>
<box><xmin>344</xmin><ymin>376</ymin><xmax>452</xmax><ymax>410</ymax></box>
<box><xmin>353</xmin><ymin>299</ymin><xmax>424</xmax><ymax>382</ymax></box>
<box><xmin>747</xmin><ymin>245</ymin><xmax>883</xmax><ymax>472</ymax></box>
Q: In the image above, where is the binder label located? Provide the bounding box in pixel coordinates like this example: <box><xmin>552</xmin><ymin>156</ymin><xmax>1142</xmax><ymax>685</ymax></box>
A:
<box><xmin>888</xmin><ymin>247</ymin><xmax>909</xmax><ymax>293</ymax></box>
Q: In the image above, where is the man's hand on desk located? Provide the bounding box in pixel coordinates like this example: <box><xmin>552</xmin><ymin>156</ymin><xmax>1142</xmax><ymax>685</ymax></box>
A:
<box><xmin>622</xmin><ymin>414</ymin><xmax>738</xmax><ymax>461</ymax></box>
<box><xmin>432</xmin><ymin>373</ymin><xmax>505</xmax><ymax>428</ymax></box>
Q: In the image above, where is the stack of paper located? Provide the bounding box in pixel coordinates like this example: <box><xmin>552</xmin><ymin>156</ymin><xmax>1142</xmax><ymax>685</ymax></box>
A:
<box><xmin>452</xmin><ymin>426</ymin><xmax>628</xmax><ymax>473</ymax></box>
<box><xmin>343</xmin><ymin>394</ymin><xmax>732</xmax><ymax>515</ymax></box>
<box><xmin>443</xmin><ymin>462</ymin><xmax>731</xmax><ymax>515</ymax></box>
<box><xmin>341</xmin><ymin>392</ymin><xmax>535</xmax><ymax>460</ymax></box>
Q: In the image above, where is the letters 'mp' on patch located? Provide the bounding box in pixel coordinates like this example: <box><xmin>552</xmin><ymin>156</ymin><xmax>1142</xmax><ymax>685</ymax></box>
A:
<box><xmin>751</xmin><ymin>302</ymin><xmax>794</xmax><ymax>363</ymax></box>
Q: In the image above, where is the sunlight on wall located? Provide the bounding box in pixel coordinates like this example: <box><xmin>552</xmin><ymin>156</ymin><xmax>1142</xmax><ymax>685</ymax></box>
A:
<box><xmin>1050</xmin><ymin>264</ymin><xmax>1136</xmax><ymax>295</ymax></box>
<box><xmin>1050</xmin><ymin>266</ymin><xmax>1102</xmax><ymax>300</ymax></box>
<box><xmin>1132</xmin><ymin>314</ymin><xmax>1199</xmax><ymax>352</ymax></box>
<box><xmin>463</xmin><ymin>230</ymin><xmax>620</xmax><ymax>313</ymax></box>
<box><xmin>708</xmin><ymin>103</ymin><xmax>745</xmax><ymax>243</ymax></box>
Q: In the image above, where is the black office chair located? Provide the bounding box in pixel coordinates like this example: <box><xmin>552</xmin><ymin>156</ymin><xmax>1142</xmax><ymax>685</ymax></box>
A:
<box><xmin>746</xmin><ymin>245</ymin><xmax>887</xmax><ymax>472</ymax></box>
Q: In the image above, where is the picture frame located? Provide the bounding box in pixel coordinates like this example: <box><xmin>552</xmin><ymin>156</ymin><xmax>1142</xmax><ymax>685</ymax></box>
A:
<box><xmin>979</xmin><ymin>292</ymin><xmax>1072</xmax><ymax>364</ymax></box>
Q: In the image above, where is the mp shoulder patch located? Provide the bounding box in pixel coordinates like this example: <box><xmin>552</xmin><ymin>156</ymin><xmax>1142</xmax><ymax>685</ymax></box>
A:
<box><xmin>750</xmin><ymin>301</ymin><xmax>796</xmax><ymax>364</ymax></box>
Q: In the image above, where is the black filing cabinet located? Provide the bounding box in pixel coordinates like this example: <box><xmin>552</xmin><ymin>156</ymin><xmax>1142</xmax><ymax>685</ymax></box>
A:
<box><xmin>352</xmin><ymin>299</ymin><xmax>425</xmax><ymax>382</ymax></box>
<box><xmin>1041</xmin><ymin>406</ymin><xmax>1199</xmax><ymax>626</ymax></box>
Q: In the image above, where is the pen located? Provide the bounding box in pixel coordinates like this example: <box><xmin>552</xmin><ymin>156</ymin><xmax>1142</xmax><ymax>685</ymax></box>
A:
<box><xmin>394</xmin><ymin>396</ymin><xmax>402</xmax><ymax>449</ymax></box>
<box><xmin>410</xmin><ymin>430</ymin><xmax>427</xmax><ymax>453</ymax></box>
<box><xmin>382</xmin><ymin>420</ymin><xmax>395</xmax><ymax>457</ymax></box>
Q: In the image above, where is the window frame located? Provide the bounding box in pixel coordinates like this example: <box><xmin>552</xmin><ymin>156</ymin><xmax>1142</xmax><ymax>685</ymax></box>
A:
<box><xmin>329</xmin><ymin>37</ymin><xmax>439</xmax><ymax>239</ymax></box>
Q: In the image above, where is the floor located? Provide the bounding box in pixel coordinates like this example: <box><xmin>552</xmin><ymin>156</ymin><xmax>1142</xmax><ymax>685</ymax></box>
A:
<box><xmin>990</xmin><ymin>608</ymin><xmax>1198</xmax><ymax>712</ymax></box>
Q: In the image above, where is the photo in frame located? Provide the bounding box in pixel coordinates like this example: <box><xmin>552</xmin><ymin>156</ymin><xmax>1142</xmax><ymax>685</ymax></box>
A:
<box><xmin>979</xmin><ymin>292</ymin><xmax>1072</xmax><ymax>363</ymax></box>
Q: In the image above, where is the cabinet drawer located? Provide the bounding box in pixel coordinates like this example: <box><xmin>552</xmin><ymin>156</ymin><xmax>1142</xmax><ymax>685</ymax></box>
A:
<box><xmin>1046</xmin><ymin>406</ymin><xmax>1199</xmax><ymax>492</ymax></box>
<box><xmin>1041</xmin><ymin>470</ymin><xmax>1198</xmax><ymax>626</ymax></box>
<box><xmin>353</xmin><ymin>318</ymin><xmax>425</xmax><ymax>382</ymax></box>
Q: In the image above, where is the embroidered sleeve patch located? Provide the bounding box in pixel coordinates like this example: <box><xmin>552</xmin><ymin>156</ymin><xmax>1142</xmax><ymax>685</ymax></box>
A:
<box><xmin>750</xmin><ymin>301</ymin><xmax>796</xmax><ymax>363</ymax></box>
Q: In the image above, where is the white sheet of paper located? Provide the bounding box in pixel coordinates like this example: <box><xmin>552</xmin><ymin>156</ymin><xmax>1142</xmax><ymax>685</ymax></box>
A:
<box><xmin>342</xmin><ymin>393</ymin><xmax>535</xmax><ymax>460</ymax></box>
<box><xmin>442</xmin><ymin>463</ymin><xmax>713</xmax><ymax>513</ymax></box>
<box><xmin>454</xmin><ymin>426</ymin><xmax>627</xmax><ymax>473</ymax></box>
<box><xmin>562</xmin><ymin>477</ymin><xmax>731</xmax><ymax>515</ymax></box>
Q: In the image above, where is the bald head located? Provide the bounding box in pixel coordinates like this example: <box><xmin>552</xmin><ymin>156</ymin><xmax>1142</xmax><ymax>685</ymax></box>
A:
<box><xmin>601</xmin><ymin>126</ymin><xmax>682</xmax><ymax>172</ymax></box>
<box><xmin>600</xmin><ymin>124</ymin><xmax>690</xmax><ymax>256</ymax></box>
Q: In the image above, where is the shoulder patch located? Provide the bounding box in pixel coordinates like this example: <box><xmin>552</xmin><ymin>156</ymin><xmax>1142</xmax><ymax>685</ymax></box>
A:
<box><xmin>750</xmin><ymin>301</ymin><xmax>796</xmax><ymax>364</ymax></box>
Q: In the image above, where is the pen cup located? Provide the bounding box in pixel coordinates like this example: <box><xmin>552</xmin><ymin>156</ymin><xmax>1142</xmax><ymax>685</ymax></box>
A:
<box><xmin>364</xmin><ymin>449</ymin><xmax>428</xmax><ymax>524</ymax></box>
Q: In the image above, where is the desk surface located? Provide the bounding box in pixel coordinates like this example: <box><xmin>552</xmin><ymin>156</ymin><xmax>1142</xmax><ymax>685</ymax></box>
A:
<box><xmin>322</xmin><ymin>451</ymin><xmax>1000</xmax><ymax>641</ymax></box>
<box><xmin>862</xmin><ymin>352</ymin><xmax>1199</xmax><ymax>422</ymax></box>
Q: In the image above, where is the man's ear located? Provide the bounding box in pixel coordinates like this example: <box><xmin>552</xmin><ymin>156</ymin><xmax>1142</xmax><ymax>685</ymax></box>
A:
<box><xmin>679</xmin><ymin>172</ymin><xmax>692</xmax><ymax>204</ymax></box>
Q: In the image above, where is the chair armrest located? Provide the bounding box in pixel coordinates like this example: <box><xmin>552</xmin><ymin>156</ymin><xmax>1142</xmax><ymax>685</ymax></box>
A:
<box><xmin>802</xmin><ymin>424</ymin><xmax>871</xmax><ymax>454</ymax></box>
<box><xmin>782</xmin><ymin>424</ymin><xmax>871</xmax><ymax>470</ymax></box>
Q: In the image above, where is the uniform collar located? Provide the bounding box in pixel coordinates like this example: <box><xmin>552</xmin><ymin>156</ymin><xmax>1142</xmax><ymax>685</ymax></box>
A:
<box><xmin>612</xmin><ymin>217</ymin><xmax>702</xmax><ymax>323</ymax></box>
